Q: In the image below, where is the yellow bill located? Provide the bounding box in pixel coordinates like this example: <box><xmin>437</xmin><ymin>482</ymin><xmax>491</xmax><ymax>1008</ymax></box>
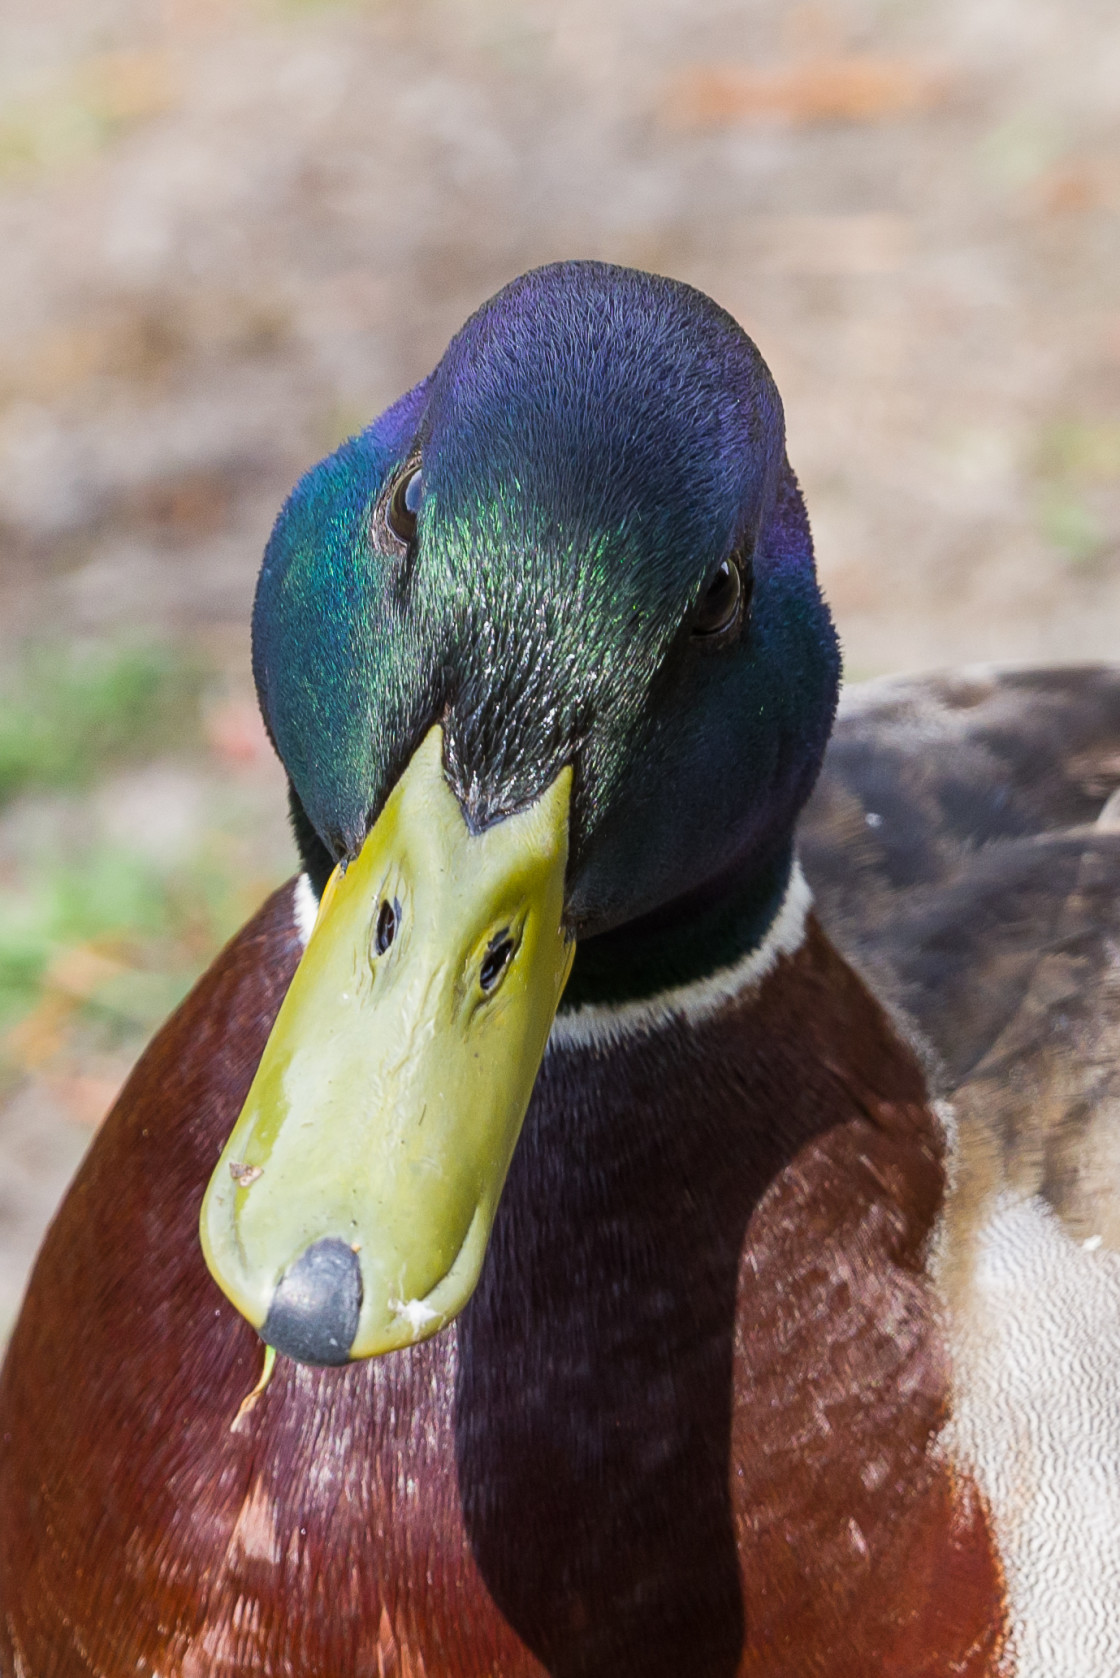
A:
<box><xmin>200</xmin><ymin>726</ymin><xmax>573</xmax><ymax>1362</ymax></box>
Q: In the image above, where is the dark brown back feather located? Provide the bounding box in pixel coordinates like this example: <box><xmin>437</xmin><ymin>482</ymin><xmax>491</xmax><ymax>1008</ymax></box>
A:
<box><xmin>802</xmin><ymin>663</ymin><xmax>1120</xmax><ymax>1244</ymax></box>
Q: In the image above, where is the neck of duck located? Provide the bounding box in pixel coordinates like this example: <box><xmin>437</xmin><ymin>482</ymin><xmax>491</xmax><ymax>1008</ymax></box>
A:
<box><xmin>557</xmin><ymin>841</ymin><xmax>798</xmax><ymax>1016</ymax></box>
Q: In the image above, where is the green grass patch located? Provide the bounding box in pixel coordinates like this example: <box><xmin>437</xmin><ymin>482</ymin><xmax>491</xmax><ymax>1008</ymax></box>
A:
<box><xmin>1037</xmin><ymin>489</ymin><xmax>1108</xmax><ymax>566</ymax></box>
<box><xmin>0</xmin><ymin>833</ymin><xmax>275</xmax><ymax>1067</ymax></box>
<box><xmin>0</xmin><ymin>636</ymin><xmax>290</xmax><ymax>1086</ymax></box>
<box><xmin>0</xmin><ymin>640</ymin><xmax>205</xmax><ymax>807</ymax></box>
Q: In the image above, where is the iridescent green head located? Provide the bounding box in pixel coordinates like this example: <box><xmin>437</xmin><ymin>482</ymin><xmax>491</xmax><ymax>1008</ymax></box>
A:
<box><xmin>253</xmin><ymin>261</ymin><xmax>839</xmax><ymax>972</ymax></box>
<box><xmin>202</xmin><ymin>263</ymin><xmax>841</xmax><ymax>1365</ymax></box>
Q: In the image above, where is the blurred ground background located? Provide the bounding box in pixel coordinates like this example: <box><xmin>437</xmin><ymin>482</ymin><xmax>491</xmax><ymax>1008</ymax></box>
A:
<box><xmin>0</xmin><ymin>0</ymin><xmax>1117</xmax><ymax>1337</ymax></box>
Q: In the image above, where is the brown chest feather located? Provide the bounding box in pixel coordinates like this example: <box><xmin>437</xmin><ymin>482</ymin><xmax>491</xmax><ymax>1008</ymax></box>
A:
<box><xmin>0</xmin><ymin>888</ymin><xmax>1007</xmax><ymax>1677</ymax></box>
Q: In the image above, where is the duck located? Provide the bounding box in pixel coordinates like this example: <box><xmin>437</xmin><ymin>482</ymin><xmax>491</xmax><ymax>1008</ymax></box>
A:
<box><xmin>2</xmin><ymin>259</ymin><xmax>1120</xmax><ymax>1678</ymax></box>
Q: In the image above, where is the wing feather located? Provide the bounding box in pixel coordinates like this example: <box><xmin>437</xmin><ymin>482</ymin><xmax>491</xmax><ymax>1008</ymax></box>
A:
<box><xmin>802</xmin><ymin>665</ymin><xmax>1120</xmax><ymax>1241</ymax></box>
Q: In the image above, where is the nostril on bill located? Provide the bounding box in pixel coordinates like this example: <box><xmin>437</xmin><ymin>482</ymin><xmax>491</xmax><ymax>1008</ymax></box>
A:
<box><xmin>260</xmin><ymin>1238</ymin><xmax>363</xmax><ymax>1366</ymax></box>
<box><xmin>479</xmin><ymin>931</ymin><xmax>515</xmax><ymax>994</ymax></box>
<box><xmin>374</xmin><ymin>896</ymin><xmax>400</xmax><ymax>957</ymax></box>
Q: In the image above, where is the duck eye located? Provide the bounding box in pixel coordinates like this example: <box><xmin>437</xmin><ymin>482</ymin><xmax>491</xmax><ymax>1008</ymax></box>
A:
<box><xmin>386</xmin><ymin>467</ymin><xmax>423</xmax><ymax>544</ymax></box>
<box><xmin>692</xmin><ymin>555</ymin><xmax>746</xmax><ymax>641</ymax></box>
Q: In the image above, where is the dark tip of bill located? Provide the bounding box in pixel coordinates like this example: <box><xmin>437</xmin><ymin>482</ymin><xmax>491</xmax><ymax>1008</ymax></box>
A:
<box><xmin>261</xmin><ymin>1237</ymin><xmax>363</xmax><ymax>1367</ymax></box>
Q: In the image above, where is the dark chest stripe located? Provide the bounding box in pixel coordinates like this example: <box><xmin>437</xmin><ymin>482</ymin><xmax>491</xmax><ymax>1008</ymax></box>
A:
<box><xmin>0</xmin><ymin>890</ymin><xmax>1007</xmax><ymax>1676</ymax></box>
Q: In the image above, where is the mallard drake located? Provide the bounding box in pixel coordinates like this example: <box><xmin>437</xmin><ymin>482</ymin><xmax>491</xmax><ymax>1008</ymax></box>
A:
<box><xmin>2</xmin><ymin>261</ymin><xmax>1119</xmax><ymax>1677</ymax></box>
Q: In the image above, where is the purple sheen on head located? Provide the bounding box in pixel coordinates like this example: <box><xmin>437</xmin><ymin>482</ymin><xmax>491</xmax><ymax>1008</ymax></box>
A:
<box><xmin>252</xmin><ymin>261</ymin><xmax>840</xmax><ymax>969</ymax></box>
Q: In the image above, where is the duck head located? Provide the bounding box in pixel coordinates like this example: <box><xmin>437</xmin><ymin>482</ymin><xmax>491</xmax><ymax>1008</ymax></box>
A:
<box><xmin>200</xmin><ymin>261</ymin><xmax>841</xmax><ymax>1364</ymax></box>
